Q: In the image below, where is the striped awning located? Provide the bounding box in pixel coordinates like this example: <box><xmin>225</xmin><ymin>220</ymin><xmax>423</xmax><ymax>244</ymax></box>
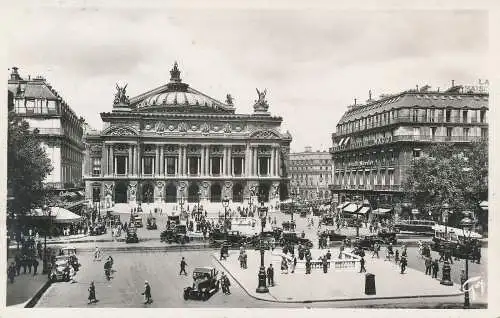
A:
<box><xmin>338</xmin><ymin>138</ymin><xmax>345</xmax><ymax>146</ymax></box>
<box><xmin>342</xmin><ymin>203</ymin><xmax>360</xmax><ymax>213</ymax></box>
<box><xmin>336</xmin><ymin>202</ymin><xmax>350</xmax><ymax>210</ymax></box>
<box><xmin>358</xmin><ymin>206</ymin><xmax>370</xmax><ymax>214</ymax></box>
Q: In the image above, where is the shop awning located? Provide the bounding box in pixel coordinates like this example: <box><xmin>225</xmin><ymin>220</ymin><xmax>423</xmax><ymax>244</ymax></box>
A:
<box><xmin>336</xmin><ymin>202</ymin><xmax>350</xmax><ymax>210</ymax></box>
<box><xmin>77</xmin><ymin>191</ymin><xmax>85</xmax><ymax>197</ymax></box>
<box><xmin>372</xmin><ymin>208</ymin><xmax>392</xmax><ymax>215</ymax></box>
<box><xmin>338</xmin><ymin>138</ymin><xmax>345</xmax><ymax>146</ymax></box>
<box><xmin>358</xmin><ymin>206</ymin><xmax>370</xmax><ymax>214</ymax></box>
<box><xmin>51</xmin><ymin>207</ymin><xmax>82</xmax><ymax>224</ymax></box>
<box><xmin>342</xmin><ymin>203</ymin><xmax>360</xmax><ymax>213</ymax></box>
<box><xmin>344</xmin><ymin>137</ymin><xmax>351</xmax><ymax>145</ymax></box>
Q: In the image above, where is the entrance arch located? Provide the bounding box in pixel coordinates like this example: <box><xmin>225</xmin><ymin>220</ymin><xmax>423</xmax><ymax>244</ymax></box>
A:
<box><xmin>279</xmin><ymin>181</ymin><xmax>288</xmax><ymax>201</ymax></box>
<box><xmin>233</xmin><ymin>183</ymin><xmax>244</xmax><ymax>203</ymax></box>
<box><xmin>114</xmin><ymin>181</ymin><xmax>128</xmax><ymax>203</ymax></box>
<box><xmin>141</xmin><ymin>183</ymin><xmax>154</xmax><ymax>203</ymax></box>
<box><xmin>258</xmin><ymin>182</ymin><xmax>270</xmax><ymax>202</ymax></box>
<box><xmin>165</xmin><ymin>183</ymin><xmax>177</xmax><ymax>203</ymax></box>
<box><xmin>188</xmin><ymin>183</ymin><xmax>200</xmax><ymax>203</ymax></box>
<box><xmin>210</xmin><ymin>183</ymin><xmax>222</xmax><ymax>202</ymax></box>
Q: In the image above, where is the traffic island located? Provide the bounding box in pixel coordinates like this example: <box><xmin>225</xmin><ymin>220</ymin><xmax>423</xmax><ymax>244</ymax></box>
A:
<box><xmin>212</xmin><ymin>248</ymin><xmax>464</xmax><ymax>303</ymax></box>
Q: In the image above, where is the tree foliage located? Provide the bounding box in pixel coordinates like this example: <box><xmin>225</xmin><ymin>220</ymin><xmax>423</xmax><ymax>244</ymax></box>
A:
<box><xmin>8</xmin><ymin>112</ymin><xmax>53</xmax><ymax>215</ymax></box>
<box><xmin>403</xmin><ymin>140</ymin><xmax>488</xmax><ymax>226</ymax></box>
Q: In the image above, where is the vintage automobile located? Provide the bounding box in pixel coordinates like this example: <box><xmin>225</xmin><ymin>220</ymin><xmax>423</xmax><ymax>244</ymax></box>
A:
<box><xmin>183</xmin><ymin>267</ymin><xmax>220</xmax><ymax>301</ymax></box>
<box><xmin>430</xmin><ymin>229</ymin><xmax>482</xmax><ymax>262</ymax></box>
<box><xmin>209</xmin><ymin>229</ymin><xmax>251</xmax><ymax>247</ymax></box>
<box><xmin>279</xmin><ymin>231</ymin><xmax>313</xmax><ymax>248</ymax></box>
<box><xmin>249</xmin><ymin>232</ymin><xmax>276</xmax><ymax>250</ymax></box>
<box><xmin>126</xmin><ymin>227</ymin><xmax>139</xmax><ymax>243</ymax></box>
<box><xmin>90</xmin><ymin>223</ymin><xmax>107</xmax><ymax>236</ymax></box>
<box><xmin>49</xmin><ymin>258</ymin><xmax>71</xmax><ymax>282</ymax></box>
<box><xmin>160</xmin><ymin>224</ymin><xmax>190</xmax><ymax>244</ymax></box>
<box><xmin>146</xmin><ymin>216</ymin><xmax>157</xmax><ymax>230</ymax></box>
<box><xmin>353</xmin><ymin>235</ymin><xmax>385</xmax><ymax>251</ymax></box>
<box><xmin>321</xmin><ymin>215</ymin><xmax>335</xmax><ymax>226</ymax></box>
<box><xmin>318</xmin><ymin>229</ymin><xmax>346</xmax><ymax>242</ymax></box>
<box><xmin>377</xmin><ymin>229</ymin><xmax>398</xmax><ymax>244</ymax></box>
<box><xmin>281</xmin><ymin>221</ymin><xmax>296</xmax><ymax>231</ymax></box>
<box><xmin>300</xmin><ymin>209</ymin><xmax>308</xmax><ymax>218</ymax></box>
<box><xmin>132</xmin><ymin>215</ymin><xmax>143</xmax><ymax>228</ymax></box>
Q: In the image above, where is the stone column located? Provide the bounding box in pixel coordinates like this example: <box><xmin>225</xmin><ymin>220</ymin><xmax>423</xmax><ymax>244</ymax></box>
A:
<box><xmin>276</xmin><ymin>147</ymin><xmax>281</xmax><ymax>177</ymax></box>
<box><xmin>245</xmin><ymin>145</ymin><xmax>250</xmax><ymax>176</ymax></box>
<box><xmin>228</xmin><ymin>146</ymin><xmax>232</xmax><ymax>177</ymax></box>
<box><xmin>155</xmin><ymin>145</ymin><xmax>160</xmax><ymax>176</ymax></box>
<box><xmin>270</xmin><ymin>147</ymin><xmax>275</xmax><ymax>176</ymax></box>
<box><xmin>135</xmin><ymin>144</ymin><xmax>140</xmax><ymax>175</ymax></box>
<box><xmin>206</xmin><ymin>147</ymin><xmax>210</xmax><ymax>176</ymax></box>
<box><xmin>183</xmin><ymin>145</ymin><xmax>188</xmax><ymax>176</ymax></box>
<box><xmin>160</xmin><ymin>145</ymin><xmax>164</xmax><ymax>176</ymax></box>
<box><xmin>197</xmin><ymin>156</ymin><xmax>201</xmax><ymax>176</ymax></box>
<box><xmin>128</xmin><ymin>146</ymin><xmax>133</xmax><ymax>176</ymax></box>
<box><xmin>109</xmin><ymin>145</ymin><xmax>114</xmax><ymax>175</ymax></box>
<box><xmin>177</xmin><ymin>145</ymin><xmax>182</xmax><ymax>175</ymax></box>
<box><xmin>102</xmin><ymin>145</ymin><xmax>108</xmax><ymax>176</ymax></box>
<box><xmin>200</xmin><ymin>146</ymin><xmax>205</xmax><ymax>176</ymax></box>
<box><xmin>254</xmin><ymin>147</ymin><xmax>258</xmax><ymax>177</ymax></box>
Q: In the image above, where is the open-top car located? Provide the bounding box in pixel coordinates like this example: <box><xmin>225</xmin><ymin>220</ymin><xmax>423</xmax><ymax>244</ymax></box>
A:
<box><xmin>126</xmin><ymin>226</ymin><xmax>139</xmax><ymax>243</ymax></box>
<box><xmin>183</xmin><ymin>267</ymin><xmax>220</xmax><ymax>301</ymax></box>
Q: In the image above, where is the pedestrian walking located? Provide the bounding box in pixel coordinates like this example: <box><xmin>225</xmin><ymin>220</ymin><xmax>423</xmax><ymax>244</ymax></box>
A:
<box><xmin>322</xmin><ymin>256</ymin><xmax>328</xmax><ymax>273</ymax></box>
<box><xmin>179</xmin><ymin>257</ymin><xmax>188</xmax><ymax>275</ymax></box>
<box><xmin>266</xmin><ymin>264</ymin><xmax>274</xmax><ymax>287</ymax></box>
<box><xmin>460</xmin><ymin>269</ymin><xmax>467</xmax><ymax>291</ymax></box>
<box><xmin>142</xmin><ymin>281</ymin><xmax>153</xmax><ymax>304</ymax></box>
<box><xmin>431</xmin><ymin>258</ymin><xmax>439</xmax><ymax>278</ymax></box>
<box><xmin>27</xmin><ymin>257</ymin><xmax>33</xmax><ymax>274</ymax></box>
<box><xmin>8</xmin><ymin>263</ymin><xmax>16</xmax><ymax>283</ymax></box>
<box><xmin>395</xmin><ymin>249</ymin><xmax>400</xmax><ymax>264</ymax></box>
<box><xmin>292</xmin><ymin>255</ymin><xmax>297</xmax><ymax>273</ymax></box>
<box><xmin>88</xmin><ymin>281</ymin><xmax>97</xmax><ymax>304</ymax></box>
<box><xmin>359</xmin><ymin>256</ymin><xmax>366</xmax><ymax>273</ymax></box>
<box><xmin>400</xmin><ymin>256</ymin><xmax>407</xmax><ymax>274</ymax></box>
<box><xmin>281</xmin><ymin>257</ymin><xmax>288</xmax><ymax>274</ymax></box>
<box><xmin>425</xmin><ymin>257</ymin><xmax>432</xmax><ymax>275</ymax></box>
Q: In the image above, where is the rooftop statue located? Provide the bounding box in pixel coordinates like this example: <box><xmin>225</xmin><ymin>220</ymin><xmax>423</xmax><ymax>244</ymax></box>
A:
<box><xmin>114</xmin><ymin>84</ymin><xmax>130</xmax><ymax>105</ymax></box>
<box><xmin>254</xmin><ymin>88</ymin><xmax>269</xmax><ymax>112</ymax></box>
<box><xmin>226</xmin><ymin>94</ymin><xmax>234</xmax><ymax>106</ymax></box>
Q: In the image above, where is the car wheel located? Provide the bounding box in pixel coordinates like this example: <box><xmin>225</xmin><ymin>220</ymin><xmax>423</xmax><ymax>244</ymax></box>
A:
<box><xmin>183</xmin><ymin>291</ymin><xmax>189</xmax><ymax>300</ymax></box>
<box><xmin>203</xmin><ymin>291</ymin><xmax>209</xmax><ymax>301</ymax></box>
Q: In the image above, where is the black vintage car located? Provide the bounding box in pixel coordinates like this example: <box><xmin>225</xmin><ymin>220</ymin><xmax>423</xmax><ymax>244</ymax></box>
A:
<box><xmin>146</xmin><ymin>216</ymin><xmax>157</xmax><ymax>230</ymax></box>
<box><xmin>318</xmin><ymin>229</ymin><xmax>346</xmax><ymax>242</ymax></box>
<box><xmin>353</xmin><ymin>235</ymin><xmax>385</xmax><ymax>251</ymax></box>
<box><xmin>209</xmin><ymin>229</ymin><xmax>250</xmax><ymax>247</ymax></box>
<box><xmin>183</xmin><ymin>267</ymin><xmax>220</xmax><ymax>301</ymax></box>
<box><xmin>161</xmin><ymin>224</ymin><xmax>189</xmax><ymax>244</ymax></box>
<box><xmin>279</xmin><ymin>231</ymin><xmax>313</xmax><ymax>248</ymax></box>
<box><xmin>126</xmin><ymin>227</ymin><xmax>139</xmax><ymax>243</ymax></box>
<box><xmin>90</xmin><ymin>223</ymin><xmax>107</xmax><ymax>236</ymax></box>
<box><xmin>249</xmin><ymin>232</ymin><xmax>276</xmax><ymax>250</ymax></box>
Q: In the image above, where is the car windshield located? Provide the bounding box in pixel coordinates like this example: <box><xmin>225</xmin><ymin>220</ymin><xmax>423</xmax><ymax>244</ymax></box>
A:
<box><xmin>193</xmin><ymin>271</ymin><xmax>210</xmax><ymax>280</ymax></box>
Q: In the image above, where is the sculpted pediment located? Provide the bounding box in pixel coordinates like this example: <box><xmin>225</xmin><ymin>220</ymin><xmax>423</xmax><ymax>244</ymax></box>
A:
<box><xmin>250</xmin><ymin>129</ymin><xmax>281</xmax><ymax>140</ymax></box>
<box><xmin>104</xmin><ymin>126</ymin><xmax>138</xmax><ymax>136</ymax></box>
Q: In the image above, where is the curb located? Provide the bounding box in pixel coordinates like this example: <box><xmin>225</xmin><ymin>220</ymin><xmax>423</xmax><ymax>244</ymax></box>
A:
<box><xmin>24</xmin><ymin>279</ymin><xmax>52</xmax><ymax>308</ymax></box>
<box><xmin>74</xmin><ymin>244</ymin><xmax>214</xmax><ymax>253</ymax></box>
<box><xmin>211</xmin><ymin>254</ymin><xmax>464</xmax><ymax>304</ymax></box>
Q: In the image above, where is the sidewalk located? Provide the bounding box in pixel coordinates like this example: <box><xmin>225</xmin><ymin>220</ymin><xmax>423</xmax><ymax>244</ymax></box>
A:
<box><xmin>6</xmin><ymin>264</ymin><xmax>50</xmax><ymax>306</ymax></box>
<box><xmin>213</xmin><ymin>249</ymin><xmax>463</xmax><ymax>303</ymax></box>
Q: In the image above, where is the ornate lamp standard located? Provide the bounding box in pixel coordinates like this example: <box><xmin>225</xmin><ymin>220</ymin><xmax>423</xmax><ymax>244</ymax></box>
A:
<box><xmin>442</xmin><ymin>203</ymin><xmax>450</xmax><ymax>237</ymax></box>
<box><xmin>354</xmin><ymin>195</ymin><xmax>362</xmax><ymax>237</ymax></box>
<box><xmin>460</xmin><ymin>211</ymin><xmax>474</xmax><ymax>309</ymax></box>
<box><xmin>222</xmin><ymin>196</ymin><xmax>230</xmax><ymax>240</ymax></box>
<box><xmin>42</xmin><ymin>204</ymin><xmax>52</xmax><ymax>274</ymax></box>
<box><xmin>179</xmin><ymin>196</ymin><xmax>185</xmax><ymax>218</ymax></box>
<box><xmin>290</xmin><ymin>188</ymin><xmax>297</xmax><ymax>223</ymax></box>
<box><xmin>197</xmin><ymin>190</ymin><xmax>202</xmax><ymax>219</ymax></box>
<box><xmin>256</xmin><ymin>199</ymin><xmax>269</xmax><ymax>293</ymax></box>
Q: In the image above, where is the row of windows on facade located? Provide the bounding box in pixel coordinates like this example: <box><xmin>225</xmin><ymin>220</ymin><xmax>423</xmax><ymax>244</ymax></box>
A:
<box><xmin>91</xmin><ymin>156</ymin><xmax>275</xmax><ymax>176</ymax></box>
<box><xmin>334</xmin><ymin>170</ymin><xmax>396</xmax><ymax>186</ymax></box>
<box><xmin>335</xmin><ymin>148</ymin><xmax>427</xmax><ymax>168</ymax></box>
<box><xmin>289</xmin><ymin>165</ymin><xmax>331</xmax><ymax>171</ymax></box>
<box><xmin>338</xmin><ymin>107</ymin><xmax>488</xmax><ymax>135</ymax></box>
<box><xmin>291</xmin><ymin>173</ymin><xmax>332</xmax><ymax>181</ymax></box>
<box><xmin>61</xmin><ymin>146</ymin><xmax>84</xmax><ymax>163</ymax></box>
<box><xmin>298</xmin><ymin>190</ymin><xmax>331</xmax><ymax>199</ymax></box>
<box><xmin>61</xmin><ymin>165</ymin><xmax>82</xmax><ymax>184</ymax></box>
<box><xmin>290</xmin><ymin>159</ymin><xmax>332</xmax><ymax>166</ymax></box>
<box><xmin>341</xmin><ymin>127</ymin><xmax>488</xmax><ymax>148</ymax></box>
<box><xmin>292</xmin><ymin>177</ymin><xmax>332</xmax><ymax>187</ymax></box>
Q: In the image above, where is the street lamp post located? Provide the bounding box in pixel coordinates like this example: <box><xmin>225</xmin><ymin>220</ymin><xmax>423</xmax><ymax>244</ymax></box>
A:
<box><xmin>460</xmin><ymin>211</ymin><xmax>474</xmax><ymax>309</ymax></box>
<box><xmin>42</xmin><ymin>205</ymin><xmax>51</xmax><ymax>274</ymax></box>
<box><xmin>179</xmin><ymin>196</ymin><xmax>185</xmax><ymax>218</ymax></box>
<box><xmin>354</xmin><ymin>195</ymin><xmax>362</xmax><ymax>237</ymax></box>
<box><xmin>442</xmin><ymin>203</ymin><xmax>450</xmax><ymax>237</ymax></box>
<box><xmin>197</xmin><ymin>190</ymin><xmax>202</xmax><ymax>219</ymax></box>
<box><xmin>222</xmin><ymin>197</ymin><xmax>230</xmax><ymax>241</ymax></box>
<box><xmin>256</xmin><ymin>200</ymin><xmax>269</xmax><ymax>293</ymax></box>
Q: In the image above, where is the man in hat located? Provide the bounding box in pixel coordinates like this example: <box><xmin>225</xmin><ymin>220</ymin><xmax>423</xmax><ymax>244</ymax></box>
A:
<box><xmin>88</xmin><ymin>281</ymin><xmax>97</xmax><ymax>304</ymax></box>
<box><xmin>179</xmin><ymin>257</ymin><xmax>188</xmax><ymax>275</ymax></box>
<box><xmin>142</xmin><ymin>280</ymin><xmax>152</xmax><ymax>304</ymax></box>
<box><xmin>266</xmin><ymin>264</ymin><xmax>274</xmax><ymax>287</ymax></box>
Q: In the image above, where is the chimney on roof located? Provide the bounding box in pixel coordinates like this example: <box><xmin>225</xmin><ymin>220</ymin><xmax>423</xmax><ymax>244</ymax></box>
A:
<box><xmin>368</xmin><ymin>90</ymin><xmax>372</xmax><ymax>101</ymax></box>
<box><xmin>452</xmin><ymin>80</ymin><xmax>455</xmax><ymax>87</ymax></box>
<box><xmin>354</xmin><ymin>98</ymin><xmax>357</xmax><ymax>106</ymax></box>
<box><xmin>305</xmin><ymin>146</ymin><xmax>312</xmax><ymax>152</ymax></box>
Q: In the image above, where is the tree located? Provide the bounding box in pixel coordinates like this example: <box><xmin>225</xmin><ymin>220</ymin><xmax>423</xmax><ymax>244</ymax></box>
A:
<box><xmin>403</xmin><ymin>140</ymin><xmax>488</xmax><ymax>228</ymax></box>
<box><xmin>7</xmin><ymin>112</ymin><xmax>53</xmax><ymax>216</ymax></box>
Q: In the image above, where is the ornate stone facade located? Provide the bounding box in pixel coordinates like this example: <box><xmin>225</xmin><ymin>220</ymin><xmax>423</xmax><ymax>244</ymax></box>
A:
<box><xmin>83</xmin><ymin>63</ymin><xmax>292</xmax><ymax>207</ymax></box>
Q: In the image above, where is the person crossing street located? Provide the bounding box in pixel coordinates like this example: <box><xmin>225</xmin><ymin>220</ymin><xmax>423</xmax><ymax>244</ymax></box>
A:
<box><xmin>179</xmin><ymin>257</ymin><xmax>188</xmax><ymax>275</ymax></box>
<box><xmin>142</xmin><ymin>281</ymin><xmax>153</xmax><ymax>304</ymax></box>
<box><xmin>359</xmin><ymin>256</ymin><xmax>366</xmax><ymax>273</ymax></box>
<box><xmin>266</xmin><ymin>264</ymin><xmax>274</xmax><ymax>287</ymax></box>
<box><xmin>87</xmin><ymin>281</ymin><xmax>97</xmax><ymax>304</ymax></box>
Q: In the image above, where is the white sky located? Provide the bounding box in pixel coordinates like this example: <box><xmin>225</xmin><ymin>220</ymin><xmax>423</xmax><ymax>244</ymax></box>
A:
<box><xmin>6</xmin><ymin>7</ymin><xmax>488</xmax><ymax>152</ymax></box>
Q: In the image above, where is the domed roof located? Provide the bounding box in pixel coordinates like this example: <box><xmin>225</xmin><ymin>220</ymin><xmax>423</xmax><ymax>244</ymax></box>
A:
<box><xmin>130</xmin><ymin>62</ymin><xmax>234</xmax><ymax>113</ymax></box>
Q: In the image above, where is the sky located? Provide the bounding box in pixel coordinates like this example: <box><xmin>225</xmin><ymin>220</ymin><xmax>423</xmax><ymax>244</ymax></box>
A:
<box><xmin>6</xmin><ymin>7</ymin><xmax>489</xmax><ymax>152</ymax></box>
